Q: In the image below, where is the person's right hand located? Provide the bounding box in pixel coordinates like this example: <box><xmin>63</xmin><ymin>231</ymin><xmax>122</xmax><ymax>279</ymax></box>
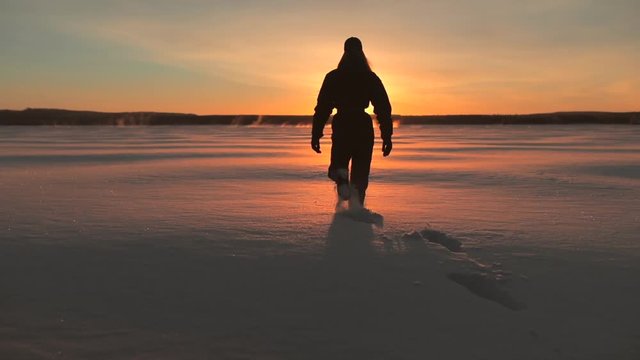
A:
<box><xmin>311</xmin><ymin>137</ymin><xmax>321</xmax><ymax>153</ymax></box>
<box><xmin>382</xmin><ymin>139</ymin><xmax>392</xmax><ymax>157</ymax></box>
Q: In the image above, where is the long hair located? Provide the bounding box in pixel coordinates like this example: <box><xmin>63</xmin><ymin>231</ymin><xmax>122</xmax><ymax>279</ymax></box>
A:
<box><xmin>337</xmin><ymin>37</ymin><xmax>372</xmax><ymax>73</ymax></box>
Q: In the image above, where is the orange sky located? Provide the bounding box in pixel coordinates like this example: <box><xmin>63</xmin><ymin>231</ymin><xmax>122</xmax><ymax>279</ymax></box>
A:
<box><xmin>1</xmin><ymin>1</ymin><xmax>638</xmax><ymax>115</ymax></box>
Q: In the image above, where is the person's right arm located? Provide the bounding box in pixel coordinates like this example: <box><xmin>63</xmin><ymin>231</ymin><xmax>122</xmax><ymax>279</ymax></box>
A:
<box><xmin>371</xmin><ymin>73</ymin><xmax>393</xmax><ymax>156</ymax></box>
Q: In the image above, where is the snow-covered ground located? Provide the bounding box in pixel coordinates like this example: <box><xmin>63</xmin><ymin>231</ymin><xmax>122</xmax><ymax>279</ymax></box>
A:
<box><xmin>1</xmin><ymin>125</ymin><xmax>639</xmax><ymax>359</ymax></box>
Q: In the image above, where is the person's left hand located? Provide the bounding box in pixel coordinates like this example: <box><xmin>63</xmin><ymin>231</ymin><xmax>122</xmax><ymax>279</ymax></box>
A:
<box><xmin>382</xmin><ymin>139</ymin><xmax>392</xmax><ymax>157</ymax></box>
<box><xmin>311</xmin><ymin>137</ymin><xmax>321</xmax><ymax>153</ymax></box>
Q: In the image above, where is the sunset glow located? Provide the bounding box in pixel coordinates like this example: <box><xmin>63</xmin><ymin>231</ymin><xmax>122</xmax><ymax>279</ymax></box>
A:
<box><xmin>1</xmin><ymin>0</ymin><xmax>639</xmax><ymax>114</ymax></box>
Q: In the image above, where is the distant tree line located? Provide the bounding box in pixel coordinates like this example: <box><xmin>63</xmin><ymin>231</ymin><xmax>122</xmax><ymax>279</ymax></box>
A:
<box><xmin>0</xmin><ymin>108</ymin><xmax>638</xmax><ymax>125</ymax></box>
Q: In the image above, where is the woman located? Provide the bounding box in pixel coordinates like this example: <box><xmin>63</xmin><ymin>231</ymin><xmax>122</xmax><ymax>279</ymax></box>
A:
<box><xmin>311</xmin><ymin>37</ymin><xmax>393</xmax><ymax>206</ymax></box>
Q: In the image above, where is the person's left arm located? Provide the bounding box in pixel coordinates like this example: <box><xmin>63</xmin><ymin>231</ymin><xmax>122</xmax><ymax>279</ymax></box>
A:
<box><xmin>311</xmin><ymin>73</ymin><xmax>334</xmax><ymax>153</ymax></box>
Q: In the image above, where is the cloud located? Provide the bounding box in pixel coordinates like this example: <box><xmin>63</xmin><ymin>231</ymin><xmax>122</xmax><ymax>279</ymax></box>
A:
<box><xmin>1</xmin><ymin>0</ymin><xmax>639</xmax><ymax>113</ymax></box>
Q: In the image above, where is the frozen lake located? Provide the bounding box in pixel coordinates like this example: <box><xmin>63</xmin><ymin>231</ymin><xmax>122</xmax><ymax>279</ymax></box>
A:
<box><xmin>1</xmin><ymin>125</ymin><xmax>638</xmax><ymax>254</ymax></box>
<box><xmin>1</xmin><ymin>125</ymin><xmax>639</xmax><ymax>359</ymax></box>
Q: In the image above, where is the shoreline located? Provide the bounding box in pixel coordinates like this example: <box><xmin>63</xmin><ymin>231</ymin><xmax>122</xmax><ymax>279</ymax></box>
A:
<box><xmin>1</xmin><ymin>108</ymin><xmax>639</xmax><ymax>125</ymax></box>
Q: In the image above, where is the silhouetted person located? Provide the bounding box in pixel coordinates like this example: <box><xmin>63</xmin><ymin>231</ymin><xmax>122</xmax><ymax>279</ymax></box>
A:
<box><xmin>311</xmin><ymin>37</ymin><xmax>392</xmax><ymax>206</ymax></box>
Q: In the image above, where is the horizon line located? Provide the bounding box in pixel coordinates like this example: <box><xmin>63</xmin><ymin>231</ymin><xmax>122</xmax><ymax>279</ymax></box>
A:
<box><xmin>3</xmin><ymin>107</ymin><xmax>640</xmax><ymax>117</ymax></box>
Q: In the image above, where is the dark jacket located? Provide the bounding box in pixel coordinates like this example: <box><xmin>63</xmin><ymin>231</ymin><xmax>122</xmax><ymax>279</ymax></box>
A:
<box><xmin>312</xmin><ymin>69</ymin><xmax>392</xmax><ymax>141</ymax></box>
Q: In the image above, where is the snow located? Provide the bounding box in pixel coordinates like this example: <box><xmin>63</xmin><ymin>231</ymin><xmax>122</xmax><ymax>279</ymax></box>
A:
<box><xmin>0</xmin><ymin>125</ymin><xmax>639</xmax><ymax>359</ymax></box>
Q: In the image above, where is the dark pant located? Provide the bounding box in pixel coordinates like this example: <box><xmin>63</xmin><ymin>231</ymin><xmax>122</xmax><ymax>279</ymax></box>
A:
<box><xmin>327</xmin><ymin>112</ymin><xmax>374</xmax><ymax>205</ymax></box>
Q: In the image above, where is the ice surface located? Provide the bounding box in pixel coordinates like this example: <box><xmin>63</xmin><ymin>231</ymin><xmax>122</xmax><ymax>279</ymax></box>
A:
<box><xmin>0</xmin><ymin>125</ymin><xmax>639</xmax><ymax>358</ymax></box>
<box><xmin>1</xmin><ymin>125</ymin><xmax>638</xmax><ymax>253</ymax></box>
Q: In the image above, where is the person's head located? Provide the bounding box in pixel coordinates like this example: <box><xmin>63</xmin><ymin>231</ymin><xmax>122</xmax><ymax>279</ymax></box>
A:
<box><xmin>337</xmin><ymin>37</ymin><xmax>371</xmax><ymax>72</ymax></box>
